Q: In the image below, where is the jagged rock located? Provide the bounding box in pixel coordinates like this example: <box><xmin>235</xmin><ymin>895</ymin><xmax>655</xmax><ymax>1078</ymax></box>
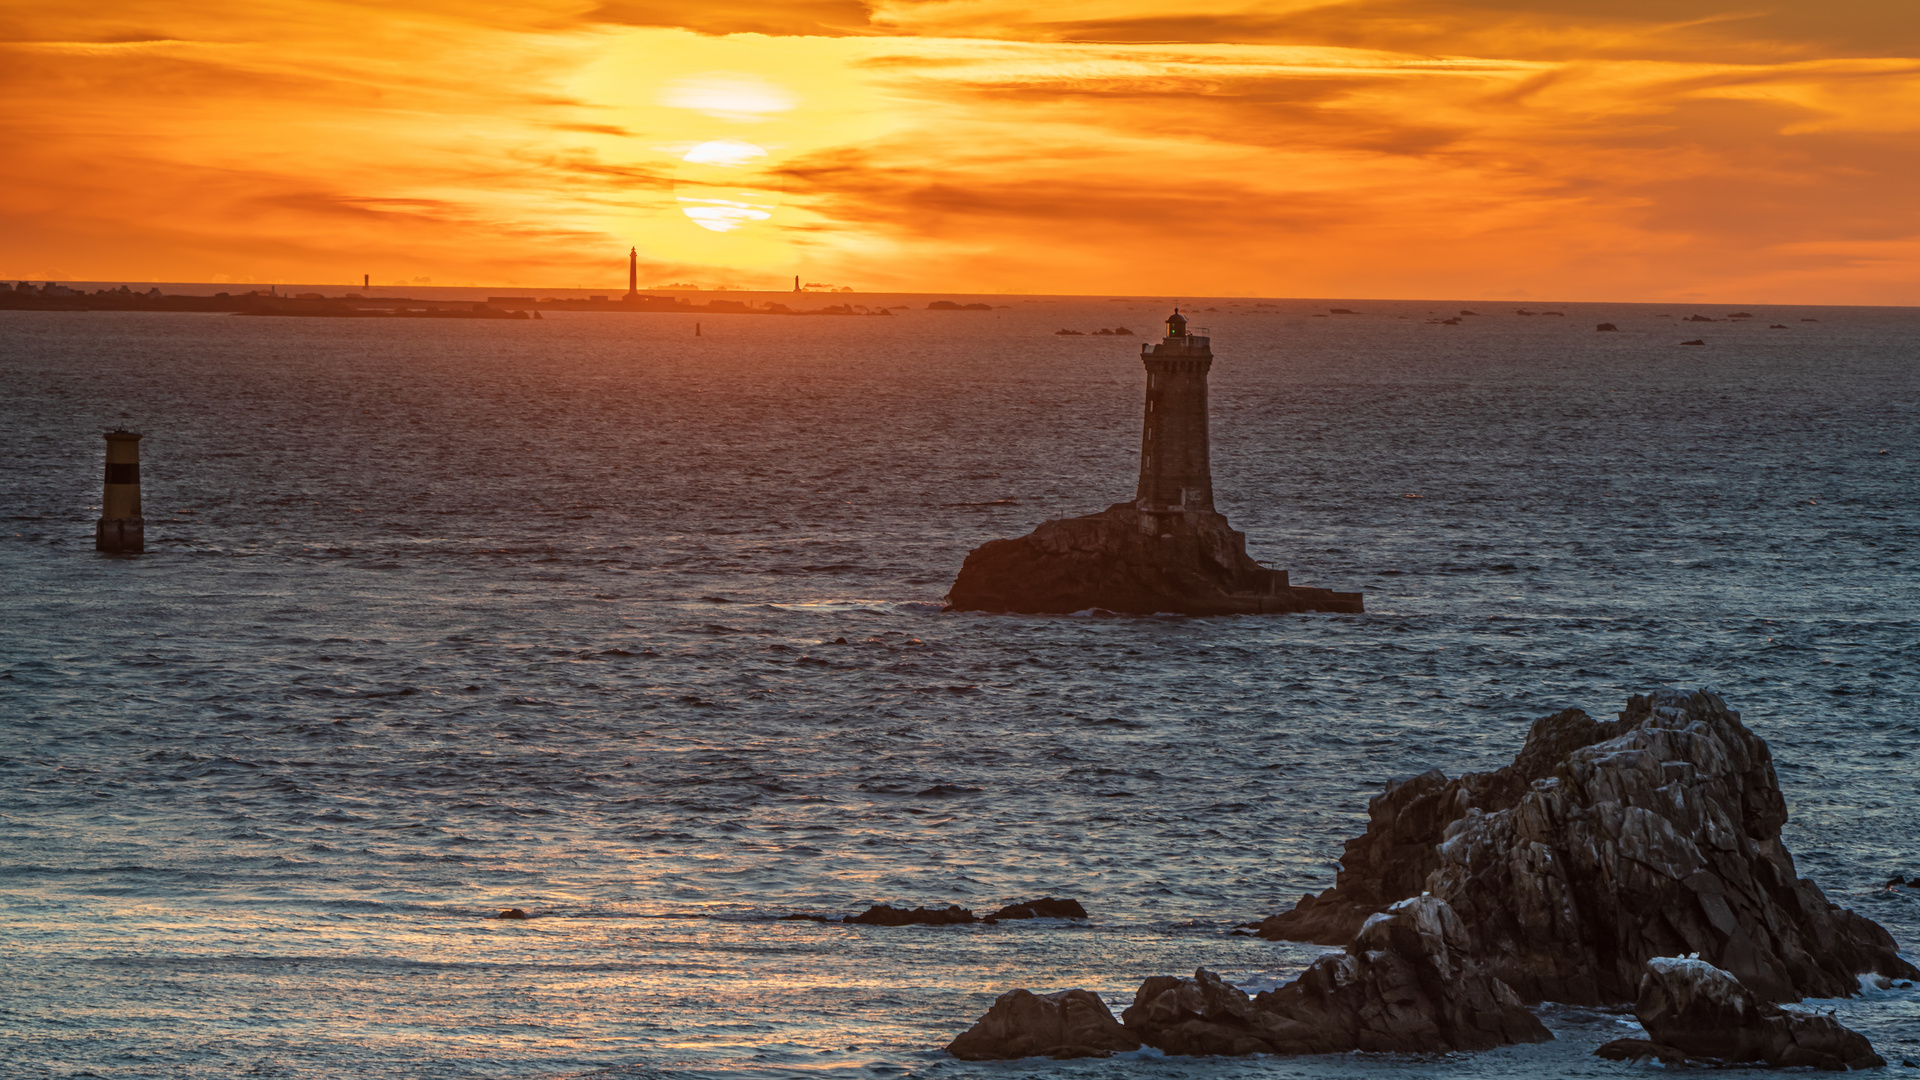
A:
<box><xmin>1431</xmin><ymin>690</ymin><xmax>1918</xmax><ymax>1004</ymax></box>
<box><xmin>947</xmin><ymin>988</ymin><xmax>1140</xmax><ymax>1060</ymax></box>
<box><xmin>1597</xmin><ymin>956</ymin><xmax>1887</xmax><ymax>1070</ymax></box>
<box><xmin>1255</xmin><ymin>691</ymin><xmax>1917</xmax><ymax>1009</ymax></box>
<box><xmin>948</xmin><ymin>503</ymin><xmax>1361</xmax><ymax>615</ymax></box>
<box><xmin>1123</xmin><ymin>898</ymin><xmax>1549</xmax><ymax>1056</ymax></box>
<box><xmin>847</xmin><ymin>903</ymin><xmax>976</xmax><ymax>926</ymax></box>
<box><xmin>1253</xmin><ymin>897</ymin><xmax>1551</xmax><ymax>1053</ymax></box>
<box><xmin>985</xmin><ymin>897</ymin><xmax>1087</xmax><ymax>920</ymax></box>
<box><xmin>1122</xmin><ymin>968</ymin><xmax>1294</xmax><ymax>1055</ymax></box>
<box><xmin>1253</xmin><ymin>707</ymin><xmax>1622</xmax><ymax>945</ymax></box>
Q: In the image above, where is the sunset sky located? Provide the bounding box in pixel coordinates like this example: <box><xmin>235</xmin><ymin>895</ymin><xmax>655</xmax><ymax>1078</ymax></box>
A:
<box><xmin>3</xmin><ymin>0</ymin><xmax>1918</xmax><ymax>301</ymax></box>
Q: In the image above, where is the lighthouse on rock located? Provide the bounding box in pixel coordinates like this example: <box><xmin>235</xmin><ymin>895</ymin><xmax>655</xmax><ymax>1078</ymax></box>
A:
<box><xmin>1136</xmin><ymin>309</ymin><xmax>1215</xmax><ymax>513</ymax></box>
<box><xmin>946</xmin><ymin>309</ymin><xmax>1362</xmax><ymax>615</ymax></box>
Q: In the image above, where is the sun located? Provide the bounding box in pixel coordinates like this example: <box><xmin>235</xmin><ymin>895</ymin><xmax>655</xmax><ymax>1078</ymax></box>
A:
<box><xmin>674</xmin><ymin>140</ymin><xmax>782</xmax><ymax>233</ymax></box>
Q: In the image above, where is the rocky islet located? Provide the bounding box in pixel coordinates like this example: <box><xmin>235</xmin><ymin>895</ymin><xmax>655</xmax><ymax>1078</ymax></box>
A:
<box><xmin>949</xmin><ymin>689</ymin><xmax>1917</xmax><ymax>1063</ymax></box>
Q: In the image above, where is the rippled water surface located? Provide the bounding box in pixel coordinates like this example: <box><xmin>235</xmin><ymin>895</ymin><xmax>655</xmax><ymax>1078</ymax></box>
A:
<box><xmin>3</xmin><ymin>299</ymin><xmax>1918</xmax><ymax>1078</ymax></box>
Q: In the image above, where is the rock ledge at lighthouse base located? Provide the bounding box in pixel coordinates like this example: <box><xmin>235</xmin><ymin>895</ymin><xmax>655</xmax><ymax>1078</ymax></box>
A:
<box><xmin>945</xmin><ymin>502</ymin><xmax>1363</xmax><ymax>616</ymax></box>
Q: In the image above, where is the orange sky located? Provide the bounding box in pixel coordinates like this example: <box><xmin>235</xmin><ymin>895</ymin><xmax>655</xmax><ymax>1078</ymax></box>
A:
<box><xmin>3</xmin><ymin>0</ymin><xmax>1918</xmax><ymax>302</ymax></box>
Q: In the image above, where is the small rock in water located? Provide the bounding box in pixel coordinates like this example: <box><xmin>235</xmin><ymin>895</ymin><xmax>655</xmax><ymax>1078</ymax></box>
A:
<box><xmin>984</xmin><ymin>897</ymin><xmax>1088</xmax><ymax>920</ymax></box>
<box><xmin>846</xmin><ymin>903</ymin><xmax>976</xmax><ymax>926</ymax></box>
<box><xmin>946</xmin><ymin>988</ymin><xmax>1139</xmax><ymax>1060</ymax></box>
<box><xmin>1596</xmin><ymin>323</ymin><xmax>1618</xmax><ymax>332</ymax></box>
<box><xmin>495</xmin><ymin>908</ymin><xmax>528</xmax><ymax>919</ymax></box>
<box><xmin>1593</xmin><ymin>1038</ymin><xmax>1690</xmax><ymax>1065</ymax></box>
<box><xmin>1598</xmin><ymin>956</ymin><xmax>1888</xmax><ymax>1070</ymax></box>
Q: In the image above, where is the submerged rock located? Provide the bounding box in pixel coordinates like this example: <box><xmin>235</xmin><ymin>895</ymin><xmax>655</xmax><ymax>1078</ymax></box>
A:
<box><xmin>947</xmin><ymin>988</ymin><xmax>1140</xmax><ymax>1060</ymax></box>
<box><xmin>847</xmin><ymin>903</ymin><xmax>976</xmax><ymax>926</ymax></box>
<box><xmin>1119</xmin><ymin>898</ymin><xmax>1549</xmax><ymax>1057</ymax></box>
<box><xmin>1593</xmin><ymin>956</ymin><xmax>1886</xmax><ymax>1070</ymax></box>
<box><xmin>948</xmin><ymin>503</ymin><xmax>1361</xmax><ymax>616</ymax></box>
<box><xmin>1255</xmin><ymin>690</ymin><xmax>1919</xmax><ymax>1006</ymax></box>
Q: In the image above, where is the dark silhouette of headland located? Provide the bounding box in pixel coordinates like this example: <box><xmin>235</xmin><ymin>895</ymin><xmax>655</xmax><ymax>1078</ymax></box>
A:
<box><xmin>1</xmin><ymin>249</ymin><xmax>891</xmax><ymax>319</ymax></box>
<box><xmin>947</xmin><ymin>311</ymin><xmax>1362</xmax><ymax>615</ymax></box>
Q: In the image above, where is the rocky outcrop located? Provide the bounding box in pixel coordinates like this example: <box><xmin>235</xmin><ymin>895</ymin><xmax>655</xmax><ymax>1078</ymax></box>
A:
<box><xmin>1255</xmin><ymin>690</ymin><xmax>1919</xmax><ymax>1006</ymax></box>
<box><xmin>1253</xmin><ymin>707</ymin><xmax>1628</xmax><ymax>945</ymax></box>
<box><xmin>946</xmin><ymin>989</ymin><xmax>1140</xmax><ymax>1060</ymax></box>
<box><xmin>946</xmin><ymin>897</ymin><xmax>1548</xmax><ymax>1060</ymax></box>
<box><xmin>1594</xmin><ymin>957</ymin><xmax>1886</xmax><ymax>1070</ymax></box>
<box><xmin>946</xmin><ymin>503</ymin><xmax>1361</xmax><ymax>616</ymax></box>
<box><xmin>1125</xmin><ymin>898</ymin><xmax>1549</xmax><ymax>1056</ymax></box>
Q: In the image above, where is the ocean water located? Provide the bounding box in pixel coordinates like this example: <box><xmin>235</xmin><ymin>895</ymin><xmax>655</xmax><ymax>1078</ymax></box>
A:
<box><xmin>2</xmin><ymin>298</ymin><xmax>1917</xmax><ymax>1079</ymax></box>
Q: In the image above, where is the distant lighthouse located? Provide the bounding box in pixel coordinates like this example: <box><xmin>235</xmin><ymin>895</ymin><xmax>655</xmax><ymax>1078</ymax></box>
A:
<box><xmin>626</xmin><ymin>247</ymin><xmax>638</xmax><ymax>299</ymax></box>
<box><xmin>1135</xmin><ymin>309</ymin><xmax>1214</xmax><ymax>513</ymax></box>
<box><xmin>96</xmin><ymin>429</ymin><xmax>144</xmax><ymax>553</ymax></box>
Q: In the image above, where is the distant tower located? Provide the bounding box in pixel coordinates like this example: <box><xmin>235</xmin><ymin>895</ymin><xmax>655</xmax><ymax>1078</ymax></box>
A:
<box><xmin>96</xmin><ymin>429</ymin><xmax>144</xmax><ymax>553</ymax></box>
<box><xmin>794</xmin><ymin>275</ymin><xmax>801</xmax><ymax>293</ymax></box>
<box><xmin>626</xmin><ymin>247</ymin><xmax>638</xmax><ymax>299</ymax></box>
<box><xmin>1135</xmin><ymin>309</ymin><xmax>1213</xmax><ymax>513</ymax></box>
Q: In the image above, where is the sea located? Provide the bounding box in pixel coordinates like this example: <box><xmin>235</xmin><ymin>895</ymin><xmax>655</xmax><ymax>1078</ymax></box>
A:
<box><xmin>2</xmin><ymin>295</ymin><xmax>1917</xmax><ymax>1079</ymax></box>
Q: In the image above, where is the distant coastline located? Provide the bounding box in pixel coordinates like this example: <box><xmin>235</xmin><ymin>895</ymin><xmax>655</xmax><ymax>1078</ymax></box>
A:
<box><xmin>0</xmin><ymin>282</ymin><xmax>899</xmax><ymax>318</ymax></box>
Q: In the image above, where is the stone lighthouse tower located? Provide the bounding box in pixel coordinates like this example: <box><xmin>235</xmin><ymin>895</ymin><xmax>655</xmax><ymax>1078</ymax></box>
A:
<box><xmin>1135</xmin><ymin>308</ymin><xmax>1214</xmax><ymax>513</ymax></box>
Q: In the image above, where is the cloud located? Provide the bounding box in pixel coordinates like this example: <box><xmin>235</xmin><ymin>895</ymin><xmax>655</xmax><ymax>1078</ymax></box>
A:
<box><xmin>658</xmin><ymin>72</ymin><xmax>800</xmax><ymax>120</ymax></box>
<box><xmin>877</xmin><ymin>0</ymin><xmax>1920</xmax><ymax>62</ymax></box>
<box><xmin>589</xmin><ymin>0</ymin><xmax>878</xmax><ymax>36</ymax></box>
<box><xmin>761</xmin><ymin>36</ymin><xmax>1920</xmax><ymax>299</ymax></box>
